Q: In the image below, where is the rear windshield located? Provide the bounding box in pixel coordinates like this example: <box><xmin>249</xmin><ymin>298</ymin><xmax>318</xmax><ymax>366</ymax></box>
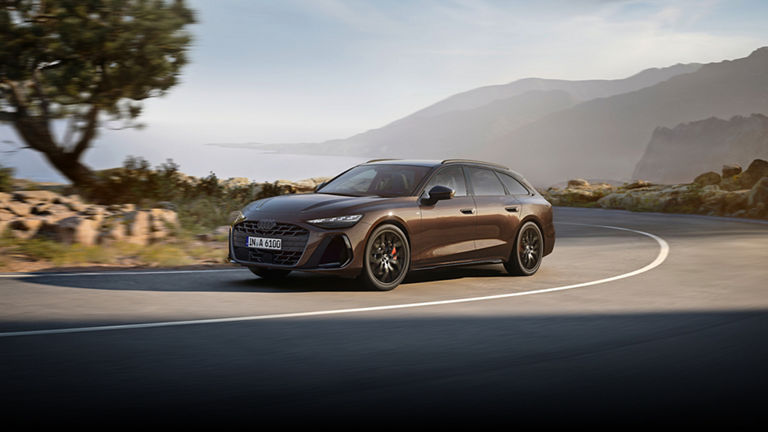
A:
<box><xmin>319</xmin><ymin>164</ymin><xmax>431</xmax><ymax>197</ymax></box>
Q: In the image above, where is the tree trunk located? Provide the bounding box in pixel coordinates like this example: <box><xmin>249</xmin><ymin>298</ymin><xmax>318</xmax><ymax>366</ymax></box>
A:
<box><xmin>11</xmin><ymin>116</ymin><xmax>95</xmax><ymax>187</ymax></box>
<box><xmin>43</xmin><ymin>151</ymin><xmax>95</xmax><ymax>186</ymax></box>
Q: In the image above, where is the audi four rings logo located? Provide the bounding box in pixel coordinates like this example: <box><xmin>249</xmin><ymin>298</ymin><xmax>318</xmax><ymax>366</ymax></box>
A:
<box><xmin>257</xmin><ymin>220</ymin><xmax>277</xmax><ymax>231</ymax></box>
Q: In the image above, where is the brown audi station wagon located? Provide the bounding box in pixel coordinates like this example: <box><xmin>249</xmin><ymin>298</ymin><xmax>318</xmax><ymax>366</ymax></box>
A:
<box><xmin>229</xmin><ymin>159</ymin><xmax>555</xmax><ymax>290</ymax></box>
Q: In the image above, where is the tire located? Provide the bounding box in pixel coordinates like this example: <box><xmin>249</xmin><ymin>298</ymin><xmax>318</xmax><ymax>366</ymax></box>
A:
<box><xmin>359</xmin><ymin>224</ymin><xmax>410</xmax><ymax>291</ymax></box>
<box><xmin>504</xmin><ymin>221</ymin><xmax>543</xmax><ymax>276</ymax></box>
<box><xmin>249</xmin><ymin>266</ymin><xmax>291</xmax><ymax>280</ymax></box>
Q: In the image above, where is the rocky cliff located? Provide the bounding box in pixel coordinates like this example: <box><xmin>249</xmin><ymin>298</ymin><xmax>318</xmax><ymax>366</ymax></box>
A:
<box><xmin>633</xmin><ymin>114</ymin><xmax>768</xmax><ymax>184</ymax></box>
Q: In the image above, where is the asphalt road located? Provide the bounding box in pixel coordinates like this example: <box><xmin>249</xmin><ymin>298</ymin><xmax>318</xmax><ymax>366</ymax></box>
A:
<box><xmin>1</xmin><ymin>207</ymin><xmax>767</xmax><ymax>426</ymax></box>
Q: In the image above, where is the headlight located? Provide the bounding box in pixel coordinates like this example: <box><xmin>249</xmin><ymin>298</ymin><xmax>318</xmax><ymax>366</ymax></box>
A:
<box><xmin>307</xmin><ymin>214</ymin><xmax>363</xmax><ymax>229</ymax></box>
<box><xmin>231</xmin><ymin>211</ymin><xmax>246</xmax><ymax>226</ymax></box>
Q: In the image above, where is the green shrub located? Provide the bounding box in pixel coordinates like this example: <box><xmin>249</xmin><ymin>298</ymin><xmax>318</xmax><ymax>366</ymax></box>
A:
<box><xmin>77</xmin><ymin>157</ymin><xmax>293</xmax><ymax>232</ymax></box>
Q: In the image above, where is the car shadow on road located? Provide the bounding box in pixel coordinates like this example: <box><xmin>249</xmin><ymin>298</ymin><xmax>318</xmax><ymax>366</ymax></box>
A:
<box><xmin>15</xmin><ymin>264</ymin><xmax>515</xmax><ymax>293</ymax></box>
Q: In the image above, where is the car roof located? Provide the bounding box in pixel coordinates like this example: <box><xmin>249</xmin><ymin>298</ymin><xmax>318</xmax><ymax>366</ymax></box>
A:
<box><xmin>363</xmin><ymin>159</ymin><xmax>521</xmax><ymax>177</ymax></box>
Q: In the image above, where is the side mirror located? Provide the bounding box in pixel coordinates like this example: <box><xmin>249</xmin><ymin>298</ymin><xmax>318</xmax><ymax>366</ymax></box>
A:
<box><xmin>315</xmin><ymin>181</ymin><xmax>327</xmax><ymax>192</ymax></box>
<box><xmin>427</xmin><ymin>185</ymin><xmax>454</xmax><ymax>202</ymax></box>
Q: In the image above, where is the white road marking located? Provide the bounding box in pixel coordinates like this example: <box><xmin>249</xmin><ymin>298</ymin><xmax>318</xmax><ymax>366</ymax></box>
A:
<box><xmin>0</xmin><ymin>223</ymin><xmax>669</xmax><ymax>338</ymax></box>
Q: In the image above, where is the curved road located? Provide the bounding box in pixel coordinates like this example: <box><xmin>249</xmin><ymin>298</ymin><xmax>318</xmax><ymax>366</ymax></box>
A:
<box><xmin>1</xmin><ymin>207</ymin><xmax>767</xmax><ymax>426</ymax></box>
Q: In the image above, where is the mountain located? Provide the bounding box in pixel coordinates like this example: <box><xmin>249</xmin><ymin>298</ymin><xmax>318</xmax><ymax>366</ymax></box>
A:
<box><xmin>471</xmin><ymin>47</ymin><xmax>768</xmax><ymax>185</ymax></box>
<box><xmin>633</xmin><ymin>114</ymin><xmax>768</xmax><ymax>184</ymax></box>
<box><xmin>410</xmin><ymin>63</ymin><xmax>701</xmax><ymax>118</ymax></box>
<box><xmin>248</xmin><ymin>61</ymin><xmax>702</xmax><ymax>159</ymax></box>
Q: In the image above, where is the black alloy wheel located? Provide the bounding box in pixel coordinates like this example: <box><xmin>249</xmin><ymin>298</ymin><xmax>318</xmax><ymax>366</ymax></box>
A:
<box><xmin>505</xmin><ymin>221</ymin><xmax>543</xmax><ymax>276</ymax></box>
<box><xmin>360</xmin><ymin>224</ymin><xmax>410</xmax><ymax>291</ymax></box>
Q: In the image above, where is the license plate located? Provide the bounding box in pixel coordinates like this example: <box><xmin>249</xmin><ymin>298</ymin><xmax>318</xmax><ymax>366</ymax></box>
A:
<box><xmin>247</xmin><ymin>236</ymin><xmax>282</xmax><ymax>250</ymax></box>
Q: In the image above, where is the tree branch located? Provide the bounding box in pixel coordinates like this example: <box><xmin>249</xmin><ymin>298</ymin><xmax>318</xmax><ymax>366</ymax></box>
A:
<box><xmin>71</xmin><ymin>106</ymin><xmax>99</xmax><ymax>158</ymax></box>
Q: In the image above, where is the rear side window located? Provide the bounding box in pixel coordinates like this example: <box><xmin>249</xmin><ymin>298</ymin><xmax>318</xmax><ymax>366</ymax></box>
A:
<box><xmin>468</xmin><ymin>167</ymin><xmax>506</xmax><ymax>196</ymax></box>
<box><xmin>498</xmin><ymin>172</ymin><xmax>530</xmax><ymax>195</ymax></box>
<box><xmin>424</xmin><ymin>166</ymin><xmax>467</xmax><ymax>197</ymax></box>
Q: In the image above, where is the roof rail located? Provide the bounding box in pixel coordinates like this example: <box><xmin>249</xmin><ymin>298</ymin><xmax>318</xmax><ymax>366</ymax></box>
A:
<box><xmin>441</xmin><ymin>159</ymin><xmax>509</xmax><ymax>170</ymax></box>
<box><xmin>365</xmin><ymin>158</ymin><xmax>400</xmax><ymax>163</ymax></box>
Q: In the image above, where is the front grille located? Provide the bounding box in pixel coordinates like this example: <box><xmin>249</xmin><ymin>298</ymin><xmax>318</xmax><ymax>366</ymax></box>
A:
<box><xmin>232</xmin><ymin>221</ymin><xmax>309</xmax><ymax>266</ymax></box>
<box><xmin>235</xmin><ymin>221</ymin><xmax>308</xmax><ymax>238</ymax></box>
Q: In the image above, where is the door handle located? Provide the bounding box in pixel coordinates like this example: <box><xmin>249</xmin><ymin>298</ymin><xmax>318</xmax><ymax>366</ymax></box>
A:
<box><xmin>504</xmin><ymin>206</ymin><xmax>520</xmax><ymax>213</ymax></box>
<box><xmin>460</xmin><ymin>208</ymin><xmax>476</xmax><ymax>215</ymax></box>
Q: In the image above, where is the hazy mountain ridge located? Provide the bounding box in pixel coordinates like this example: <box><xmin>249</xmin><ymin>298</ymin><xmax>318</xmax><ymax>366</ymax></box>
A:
<box><xmin>246</xmin><ymin>61</ymin><xmax>703</xmax><ymax>158</ymax></box>
<box><xmin>473</xmin><ymin>47</ymin><xmax>768</xmax><ymax>185</ymax></box>
<box><xmin>633</xmin><ymin>114</ymin><xmax>768</xmax><ymax>184</ymax></box>
<box><xmin>410</xmin><ymin>62</ymin><xmax>702</xmax><ymax>118</ymax></box>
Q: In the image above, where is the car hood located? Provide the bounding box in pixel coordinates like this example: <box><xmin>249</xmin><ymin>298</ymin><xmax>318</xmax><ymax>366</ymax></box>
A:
<box><xmin>242</xmin><ymin>193</ymin><xmax>390</xmax><ymax>218</ymax></box>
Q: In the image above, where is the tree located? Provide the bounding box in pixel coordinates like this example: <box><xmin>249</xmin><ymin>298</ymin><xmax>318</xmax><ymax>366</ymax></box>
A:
<box><xmin>0</xmin><ymin>0</ymin><xmax>195</xmax><ymax>186</ymax></box>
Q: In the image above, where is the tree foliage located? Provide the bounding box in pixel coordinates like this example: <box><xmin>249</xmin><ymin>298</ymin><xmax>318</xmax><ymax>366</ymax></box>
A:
<box><xmin>0</xmin><ymin>0</ymin><xmax>195</xmax><ymax>185</ymax></box>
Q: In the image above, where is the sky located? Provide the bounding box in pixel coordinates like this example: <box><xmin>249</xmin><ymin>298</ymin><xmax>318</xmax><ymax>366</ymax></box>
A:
<box><xmin>2</xmin><ymin>0</ymin><xmax>768</xmax><ymax>181</ymax></box>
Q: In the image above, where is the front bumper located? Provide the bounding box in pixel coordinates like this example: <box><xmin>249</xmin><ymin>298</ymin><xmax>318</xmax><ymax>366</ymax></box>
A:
<box><xmin>228</xmin><ymin>217</ymin><xmax>370</xmax><ymax>277</ymax></box>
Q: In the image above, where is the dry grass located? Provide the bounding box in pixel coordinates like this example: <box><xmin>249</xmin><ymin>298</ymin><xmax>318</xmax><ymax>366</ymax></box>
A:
<box><xmin>0</xmin><ymin>232</ymin><xmax>228</xmax><ymax>271</ymax></box>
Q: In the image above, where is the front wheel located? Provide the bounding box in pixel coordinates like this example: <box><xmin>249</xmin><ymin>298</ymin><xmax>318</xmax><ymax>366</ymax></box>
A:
<box><xmin>359</xmin><ymin>224</ymin><xmax>410</xmax><ymax>291</ymax></box>
<box><xmin>249</xmin><ymin>266</ymin><xmax>291</xmax><ymax>280</ymax></box>
<box><xmin>505</xmin><ymin>221</ymin><xmax>543</xmax><ymax>276</ymax></box>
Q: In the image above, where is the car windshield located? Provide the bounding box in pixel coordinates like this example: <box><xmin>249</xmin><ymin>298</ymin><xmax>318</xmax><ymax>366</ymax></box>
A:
<box><xmin>319</xmin><ymin>164</ymin><xmax>431</xmax><ymax>197</ymax></box>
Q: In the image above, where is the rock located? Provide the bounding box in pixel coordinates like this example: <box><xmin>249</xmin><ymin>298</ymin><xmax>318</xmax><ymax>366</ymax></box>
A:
<box><xmin>56</xmin><ymin>216</ymin><xmax>99</xmax><ymax>245</ymax></box>
<box><xmin>731</xmin><ymin>209</ymin><xmax>747</xmax><ymax>218</ymax></box>
<box><xmin>123</xmin><ymin>211</ymin><xmax>150</xmax><ymax>245</ymax></box>
<box><xmin>10</xmin><ymin>218</ymin><xmax>43</xmax><ymax>239</ymax></box>
<box><xmin>99</xmin><ymin>223</ymin><xmax>126</xmax><ymax>244</ymax></box>
<box><xmin>13</xmin><ymin>190</ymin><xmax>59</xmax><ymax>203</ymax></box>
<box><xmin>623</xmin><ymin>180</ymin><xmax>652</xmax><ymax>190</ymax></box>
<box><xmin>719</xmin><ymin>176</ymin><xmax>742</xmax><ymax>191</ymax></box>
<box><xmin>0</xmin><ymin>192</ymin><xmax>11</xmax><ymax>203</ymax></box>
<box><xmin>0</xmin><ymin>210</ymin><xmax>15</xmax><ymax>221</ymax></box>
<box><xmin>31</xmin><ymin>203</ymin><xmax>52</xmax><ymax>215</ymax></box>
<box><xmin>149</xmin><ymin>208</ymin><xmax>179</xmax><ymax>226</ymax></box>
<box><xmin>567</xmin><ymin>179</ymin><xmax>590</xmax><ymax>188</ymax></box>
<box><xmin>693</xmin><ymin>171</ymin><xmax>721</xmax><ymax>186</ymax></box>
<box><xmin>156</xmin><ymin>201</ymin><xmax>175</xmax><ymax>211</ymax></box>
<box><xmin>748</xmin><ymin>177</ymin><xmax>768</xmax><ymax>207</ymax></box>
<box><xmin>5</xmin><ymin>202</ymin><xmax>31</xmax><ymax>217</ymax></box>
<box><xmin>723</xmin><ymin>191</ymin><xmax>749</xmax><ymax>215</ymax></box>
<box><xmin>82</xmin><ymin>206</ymin><xmax>106</xmax><ymax>224</ymax></box>
<box><xmin>747</xmin><ymin>202</ymin><xmax>766</xmax><ymax>219</ymax></box>
<box><xmin>739</xmin><ymin>159</ymin><xmax>768</xmax><ymax>189</ymax></box>
<box><xmin>722</xmin><ymin>164</ymin><xmax>742</xmax><ymax>178</ymax></box>
<box><xmin>220</xmin><ymin>177</ymin><xmax>251</xmax><ymax>188</ymax></box>
<box><xmin>293</xmin><ymin>179</ymin><xmax>317</xmax><ymax>192</ymax></box>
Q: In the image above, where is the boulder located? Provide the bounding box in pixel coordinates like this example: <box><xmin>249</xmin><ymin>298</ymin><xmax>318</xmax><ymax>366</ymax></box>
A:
<box><xmin>56</xmin><ymin>216</ymin><xmax>99</xmax><ymax>245</ymax></box>
<box><xmin>567</xmin><ymin>178</ymin><xmax>590</xmax><ymax>188</ymax></box>
<box><xmin>0</xmin><ymin>210</ymin><xmax>15</xmax><ymax>221</ymax></box>
<box><xmin>293</xmin><ymin>179</ymin><xmax>317</xmax><ymax>192</ymax></box>
<box><xmin>13</xmin><ymin>190</ymin><xmax>59</xmax><ymax>203</ymax></box>
<box><xmin>723</xmin><ymin>191</ymin><xmax>749</xmax><ymax>215</ymax></box>
<box><xmin>0</xmin><ymin>192</ymin><xmax>11</xmax><ymax>203</ymax></box>
<box><xmin>5</xmin><ymin>202</ymin><xmax>31</xmax><ymax>217</ymax></box>
<box><xmin>693</xmin><ymin>171</ymin><xmax>721</xmax><ymax>187</ymax></box>
<box><xmin>123</xmin><ymin>211</ymin><xmax>150</xmax><ymax>245</ymax></box>
<box><xmin>10</xmin><ymin>218</ymin><xmax>43</xmax><ymax>239</ymax></box>
<box><xmin>623</xmin><ymin>180</ymin><xmax>652</xmax><ymax>190</ymax></box>
<box><xmin>739</xmin><ymin>159</ymin><xmax>768</xmax><ymax>189</ymax></box>
<box><xmin>748</xmin><ymin>177</ymin><xmax>768</xmax><ymax>207</ymax></box>
<box><xmin>99</xmin><ymin>223</ymin><xmax>127</xmax><ymax>244</ymax></box>
<box><xmin>722</xmin><ymin>164</ymin><xmax>742</xmax><ymax>178</ymax></box>
<box><xmin>149</xmin><ymin>208</ymin><xmax>179</xmax><ymax>226</ymax></box>
<box><xmin>82</xmin><ymin>206</ymin><xmax>106</xmax><ymax>224</ymax></box>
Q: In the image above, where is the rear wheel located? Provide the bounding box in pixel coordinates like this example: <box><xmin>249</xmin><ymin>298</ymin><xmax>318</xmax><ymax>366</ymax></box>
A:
<box><xmin>504</xmin><ymin>221</ymin><xmax>543</xmax><ymax>276</ymax></box>
<box><xmin>360</xmin><ymin>224</ymin><xmax>410</xmax><ymax>291</ymax></box>
<box><xmin>249</xmin><ymin>266</ymin><xmax>291</xmax><ymax>280</ymax></box>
